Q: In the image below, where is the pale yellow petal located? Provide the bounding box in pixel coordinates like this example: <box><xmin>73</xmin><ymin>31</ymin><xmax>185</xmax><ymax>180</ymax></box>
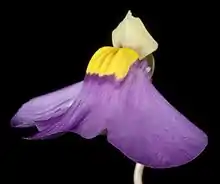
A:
<box><xmin>112</xmin><ymin>10</ymin><xmax>158</xmax><ymax>60</ymax></box>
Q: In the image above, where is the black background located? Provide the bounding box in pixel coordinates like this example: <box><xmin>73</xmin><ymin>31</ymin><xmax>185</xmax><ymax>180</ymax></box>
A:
<box><xmin>2</xmin><ymin>2</ymin><xmax>214</xmax><ymax>184</ymax></box>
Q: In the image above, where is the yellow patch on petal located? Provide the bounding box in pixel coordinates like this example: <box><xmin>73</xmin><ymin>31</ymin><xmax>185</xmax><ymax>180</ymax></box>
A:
<box><xmin>86</xmin><ymin>47</ymin><xmax>139</xmax><ymax>79</ymax></box>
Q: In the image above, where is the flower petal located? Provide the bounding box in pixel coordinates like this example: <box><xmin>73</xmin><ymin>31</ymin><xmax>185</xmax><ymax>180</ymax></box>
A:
<box><xmin>11</xmin><ymin>81</ymin><xmax>83</xmax><ymax>131</ymax></box>
<box><xmin>106</xmin><ymin>61</ymin><xmax>208</xmax><ymax>168</ymax></box>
